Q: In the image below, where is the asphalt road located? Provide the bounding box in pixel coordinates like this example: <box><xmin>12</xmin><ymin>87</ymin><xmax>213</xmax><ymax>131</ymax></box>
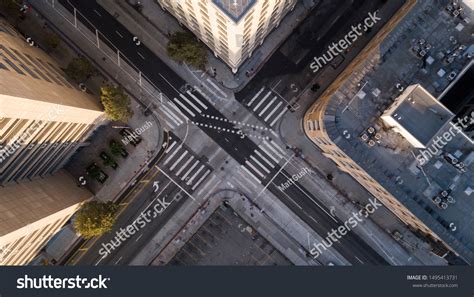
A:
<box><xmin>56</xmin><ymin>0</ymin><xmax>388</xmax><ymax>265</ymax></box>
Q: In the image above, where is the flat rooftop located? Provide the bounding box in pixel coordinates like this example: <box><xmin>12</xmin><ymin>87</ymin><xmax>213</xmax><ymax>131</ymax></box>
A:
<box><xmin>212</xmin><ymin>0</ymin><xmax>256</xmax><ymax>22</ymax></box>
<box><xmin>382</xmin><ymin>84</ymin><xmax>454</xmax><ymax>147</ymax></box>
<box><xmin>320</xmin><ymin>1</ymin><xmax>474</xmax><ymax>263</ymax></box>
<box><xmin>168</xmin><ymin>204</ymin><xmax>291</xmax><ymax>265</ymax></box>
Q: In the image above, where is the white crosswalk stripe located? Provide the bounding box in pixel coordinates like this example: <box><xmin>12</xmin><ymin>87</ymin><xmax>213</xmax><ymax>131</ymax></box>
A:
<box><xmin>181</xmin><ymin>160</ymin><xmax>199</xmax><ymax>180</ymax></box>
<box><xmin>255</xmin><ymin>150</ymin><xmax>275</xmax><ymax>168</ymax></box>
<box><xmin>247</xmin><ymin>87</ymin><xmax>265</xmax><ymax>107</ymax></box>
<box><xmin>174</xmin><ymin>98</ymin><xmax>196</xmax><ymax>117</ymax></box>
<box><xmin>169</xmin><ymin>150</ymin><xmax>188</xmax><ymax>171</ymax></box>
<box><xmin>263</xmin><ymin>140</ymin><xmax>283</xmax><ymax>159</ymax></box>
<box><xmin>161</xmin><ymin>103</ymin><xmax>184</xmax><ymax>127</ymax></box>
<box><xmin>179</xmin><ymin>93</ymin><xmax>202</xmax><ymax>114</ymax></box>
<box><xmin>245</xmin><ymin>88</ymin><xmax>288</xmax><ymax>126</ymax></box>
<box><xmin>250</xmin><ymin>155</ymin><xmax>270</xmax><ymax>174</ymax></box>
<box><xmin>165</xmin><ymin>141</ymin><xmax>177</xmax><ymax>153</ymax></box>
<box><xmin>241</xmin><ymin>165</ymin><xmax>262</xmax><ymax>184</ymax></box>
<box><xmin>161</xmin><ymin>141</ymin><xmax>212</xmax><ymax>191</ymax></box>
<box><xmin>186</xmin><ymin>91</ymin><xmax>208</xmax><ymax>110</ymax></box>
<box><xmin>258</xmin><ymin>96</ymin><xmax>277</xmax><ymax>117</ymax></box>
<box><xmin>252</xmin><ymin>91</ymin><xmax>271</xmax><ymax>112</ymax></box>
<box><xmin>192</xmin><ymin>169</ymin><xmax>211</xmax><ymax>190</ymax></box>
<box><xmin>245</xmin><ymin>160</ymin><xmax>265</xmax><ymax>178</ymax></box>
<box><xmin>258</xmin><ymin>143</ymin><xmax>280</xmax><ymax>163</ymax></box>
<box><xmin>264</xmin><ymin>101</ymin><xmax>283</xmax><ymax>122</ymax></box>
<box><xmin>175</xmin><ymin>155</ymin><xmax>194</xmax><ymax>176</ymax></box>
<box><xmin>187</xmin><ymin>165</ymin><xmax>205</xmax><ymax>185</ymax></box>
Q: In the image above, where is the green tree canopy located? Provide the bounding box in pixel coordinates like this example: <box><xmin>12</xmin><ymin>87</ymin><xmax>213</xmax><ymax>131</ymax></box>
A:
<box><xmin>167</xmin><ymin>31</ymin><xmax>207</xmax><ymax>70</ymax></box>
<box><xmin>43</xmin><ymin>31</ymin><xmax>61</xmax><ymax>52</ymax></box>
<box><xmin>100</xmin><ymin>85</ymin><xmax>133</xmax><ymax>122</ymax></box>
<box><xmin>73</xmin><ymin>201</ymin><xmax>118</xmax><ymax>239</ymax></box>
<box><xmin>64</xmin><ymin>57</ymin><xmax>96</xmax><ymax>82</ymax></box>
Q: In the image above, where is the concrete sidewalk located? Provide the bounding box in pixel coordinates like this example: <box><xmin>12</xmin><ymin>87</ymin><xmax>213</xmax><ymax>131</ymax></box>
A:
<box><xmin>99</xmin><ymin>0</ymin><xmax>316</xmax><ymax>91</ymax></box>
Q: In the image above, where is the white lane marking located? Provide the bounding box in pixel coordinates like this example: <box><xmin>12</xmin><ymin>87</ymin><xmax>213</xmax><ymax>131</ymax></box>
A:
<box><xmin>247</xmin><ymin>87</ymin><xmax>265</xmax><ymax>107</ymax></box>
<box><xmin>269</xmin><ymin>140</ymin><xmax>287</xmax><ymax>156</ymax></box>
<box><xmin>234</xmin><ymin>178</ymin><xmax>253</xmax><ymax>193</ymax></box>
<box><xmin>258</xmin><ymin>96</ymin><xmax>277</xmax><ymax>117</ymax></box>
<box><xmin>264</xmin><ymin>101</ymin><xmax>283</xmax><ymax>122</ymax></box>
<box><xmin>164</xmin><ymin>141</ymin><xmax>177</xmax><ymax>154</ymax></box>
<box><xmin>250</xmin><ymin>155</ymin><xmax>270</xmax><ymax>174</ymax></box>
<box><xmin>255</xmin><ymin>150</ymin><xmax>275</xmax><ymax>168</ymax></box>
<box><xmin>194</xmin><ymin>85</ymin><xmax>216</xmax><ymax>105</ymax></box>
<box><xmin>308</xmin><ymin>215</ymin><xmax>318</xmax><ymax>224</ymax></box>
<box><xmin>226</xmin><ymin>182</ymin><xmax>235</xmax><ymax>189</ymax></box>
<box><xmin>174</xmin><ymin>98</ymin><xmax>196</xmax><ymax>117</ymax></box>
<box><xmin>179</xmin><ymin>93</ymin><xmax>202</xmax><ymax>113</ymax></box>
<box><xmin>355</xmin><ymin>256</ymin><xmax>364</xmax><ymax>264</ymax></box>
<box><xmin>114</xmin><ymin>256</ymin><xmax>123</xmax><ymax>264</ymax></box>
<box><xmin>280</xmin><ymin>170</ymin><xmax>338</xmax><ymax>223</ymax></box>
<box><xmin>93</xmin><ymin>9</ymin><xmax>102</xmax><ymax>17</ymax></box>
<box><xmin>154</xmin><ymin>165</ymin><xmax>196</xmax><ymax>201</ymax></box>
<box><xmin>175</xmin><ymin>155</ymin><xmax>194</xmax><ymax>176</ymax></box>
<box><xmin>197</xmin><ymin>174</ymin><xmax>218</xmax><ymax>196</ymax></box>
<box><xmin>164</xmin><ymin>145</ymin><xmax>181</xmax><ymax>165</ymax></box>
<box><xmin>161</xmin><ymin>104</ymin><xmax>183</xmax><ymax>125</ymax></box>
<box><xmin>135</xmin><ymin>234</ymin><xmax>143</xmax><ymax>242</ymax></box>
<box><xmin>168</xmin><ymin>101</ymin><xmax>188</xmax><ymax>120</ymax></box>
<box><xmin>186</xmin><ymin>90</ymin><xmax>208</xmax><ymax>110</ymax></box>
<box><xmin>159</xmin><ymin>73</ymin><xmax>179</xmax><ymax>93</ymax></box>
<box><xmin>137</xmin><ymin>52</ymin><xmax>146</xmax><ymax>60</ymax></box>
<box><xmin>169</xmin><ymin>150</ymin><xmax>188</xmax><ymax>171</ymax></box>
<box><xmin>263</xmin><ymin>140</ymin><xmax>283</xmax><ymax>160</ymax></box>
<box><xmin>237</xmin><ymin>169</ymin><xmax>259</xmax><ymax>188</ymax></box>
<box><xmin>258</xmin><ymin>145</ymin><xmax>280</xmax><ymax>163</ymax></box>
<box><xmin>206</xmin><ymin>78</ymin><xmax>227</xmax><ymax>97</ymax></box>
<box><xmin>270</xmin><ymin>108</ymin><xmax>287</xmax><ymax>127</ymax></box>
<box><xmin>241</xmin><ymin>165</ymin><xmax>261</xmax><ymax>183</ymax></box>
<box><xmin>192</xmin><ymin>169</ymin><xmax>211</xmax><ymax>190</ymax></box>
<box><xmin>187</xmin><ymin>165</ymin><xmax>205</xmax><ymax>185</ymax></box>
<box><xmin>181</xmin><ymin>160</ymin><xmax>200</xmax><ymax>180</ymax></box>
<box><xmin>253</xmin><ymin>91</ymin><xmax>272</xmax><ymax>112</ymax></box>
<box><xmin>115</xmin><ymin>30</ymin><xmax>123</xmax><ymax>38</ymax></box>
<box><xmin>245</xmin><ymin>160</ymin><xmax>265</xmax><ymax>178</ymax></box>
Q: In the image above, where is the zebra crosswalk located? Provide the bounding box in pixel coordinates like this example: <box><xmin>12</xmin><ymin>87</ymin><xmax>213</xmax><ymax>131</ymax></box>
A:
<box><xmin>158</xmin><ymin>90</ymin><xmax>210</xmax><ymax>129</ymax></box>
<box><xmin>245</xmin><ymin>87</ymin><xmax>289</xmax><ymax>127</ymax></box>
<box><xmin>240</xmin><ymin>139</ymin><xmax>289</xmax><ymax>184</ymax></box>
<box><xmin>161</xmin><ymin>138</ymin><xmax>212</xmax><ymax>191</ymax></box>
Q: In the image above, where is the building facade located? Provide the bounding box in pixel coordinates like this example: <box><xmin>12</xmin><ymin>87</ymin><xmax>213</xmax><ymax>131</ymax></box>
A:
<box><xmin>0</xmin><ymin>18</ymin><xmax>101</xmax><ymax>264</ymax></box>
<box><xmin>0</xmin><ymin>18</ymin><xmax>105</xmax><ymax>186</ymax></box>
<box><xmin>158</xmin><ymin>0</ymin><xmax>296</xmax><ymax>73</ymax></box>
<box><xmin>0</xmin><ymin>171</ymin><xmax>92</xmax><ymax>265</ymax></box>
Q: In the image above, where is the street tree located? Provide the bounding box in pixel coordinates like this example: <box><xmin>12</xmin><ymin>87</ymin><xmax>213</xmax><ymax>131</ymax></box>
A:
<box><xmin>73</xmin><ymin>201</ymin><xmax>118</xmax><ymax>239</ymax></box>
<box><xmin>64</xmin><ymin>57</ymin><xmax>97</xmax><ymax>83</ymax></box>
<box><xmin>100</xmin><ymin>85</ymin><xmax>133</xmax><ymax>122</ymax></box>
<box><xmin>43</xmin><ymin>31</ymin><xmax>61</xmax><ymax>52</ymax></box>
<box><xmin>167</xmin><ymin>31</ymin><xmax>207</xmax><ymax>70</ymax></box>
